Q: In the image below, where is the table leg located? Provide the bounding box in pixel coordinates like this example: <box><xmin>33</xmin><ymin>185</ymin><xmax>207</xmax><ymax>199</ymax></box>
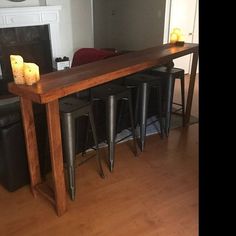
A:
<box><xmin>185</xmin><ymin>51</ymin><xmax>199</xmax><ymax>124</ymax></box>
<box><xmin>20</xmin><ymin>97</ymin><xmax>42</xmax><ymax>197</ymax></box>
<box><xmin>46</xmin><ymin>100</ymin><xmax>67</xmax><ymax>216</ymax></box>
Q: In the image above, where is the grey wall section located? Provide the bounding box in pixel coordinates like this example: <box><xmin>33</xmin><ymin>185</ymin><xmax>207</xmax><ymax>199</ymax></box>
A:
<box><xmin>93</xmin><ymin>0</ymin><xmax>112</xmax><ymax>48</ymax></box>
<box><xmin>93</xmin><ymin>0</ymin><xmax>166</xmax><ymax>50</ymax></box>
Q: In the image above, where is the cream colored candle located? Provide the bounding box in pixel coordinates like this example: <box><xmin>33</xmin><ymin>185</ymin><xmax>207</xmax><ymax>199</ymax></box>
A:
<box><xmin>173</xmin><ymin>28</ymin><xmax>182</xmax><ymax>39</ymax></box>
<box><xmin>170</xmin><ymin>28</ymin><xmax>185</xmax><ymax>44</ymax></box>
<box><xmin>170</xmin><ymin>33</ymin><xmax>178</xmax><ymax>44</ymax></box>
<box><xmin>10</xmin><ymin>55</ymin><xmax>25</xmax><ymax>84</ymax></box>
<box><xmin>34</xmin><ymin>64</ymin><xmax>40</xmax><ymax>82</ymax></box>
<box><xmin>24</xmin><ymin>63</ymin><xmax>40</xmax><ymax>85</ymax></box>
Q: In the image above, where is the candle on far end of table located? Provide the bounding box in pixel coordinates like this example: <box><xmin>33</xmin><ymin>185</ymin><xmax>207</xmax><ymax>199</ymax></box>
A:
<box><xmin>173</xmin><ymin>28</ymin><xmax>182</xmax><ymax>38</ymax></box>
<box><xmin>10</xmin><ymin>55</ymin><xmax>25</xmax><ymax>84</ymax></box>
<box><xmin>24</xmin><ymin>63</ymin><xmax>40</xmax><ymax>86</ymax></box>
<box><xmin>170</xmin><ymin>28</ymin><xmax>185</xmax><ymax>45</ymax></box>
<box><xmin>170</xmin><ymin>33</ymin><xmax>178</xmax><ymax>44</ymax></box>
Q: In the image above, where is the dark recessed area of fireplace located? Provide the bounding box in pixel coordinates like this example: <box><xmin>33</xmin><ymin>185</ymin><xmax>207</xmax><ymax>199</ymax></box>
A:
<box><xmin>0</xmin><ymin>25</ymin><xmax>53</xmax><ymax>96</ymax></box>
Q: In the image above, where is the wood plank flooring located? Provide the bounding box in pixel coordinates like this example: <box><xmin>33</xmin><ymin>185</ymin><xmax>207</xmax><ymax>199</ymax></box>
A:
<box><xmin>0</xmin><ymin>75</ymin><xmax>198</xmax><ymax>235</ymax></box>
<box><xmin>0</xmin><ymin>124</ymin><xmax>198</xmax><ymax>236</ymax></box>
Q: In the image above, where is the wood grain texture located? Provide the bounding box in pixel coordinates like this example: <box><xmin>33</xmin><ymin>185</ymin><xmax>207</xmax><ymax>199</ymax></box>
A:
<box><xmin>8</xmin><ymin>43</ymin><xmax>198</xmax><ymax>104</ymax></box>
<box><xmin>46</xmin><ymin>100</ymin><xmax>67</xmax><ymax>216</ymax></box>
<box><xmin>0</xmin><ymin>123</ymin><xmax>198</xmax><ymax>236</ymax></box>
<box><xmin>19</xmin><ymin>97</ymin><xmax>42</xmax><ymax>197</ymax></box>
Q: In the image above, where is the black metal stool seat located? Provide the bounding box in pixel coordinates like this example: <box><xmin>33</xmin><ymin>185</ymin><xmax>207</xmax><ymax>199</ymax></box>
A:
<box><xmin>123</xmin><ymin>73</ymin><xmax>164</xmax><ymax>151</ymax></box>
<box><xmin>92</xmin><ymin>84</ymin><xmax>129</xmax><ymax>99</ymax></box>
<box><xmin>59</xmin><ymin>96</ymin><xmax>104</xmax><ymax>200</ymax></box>
<box><xmin>150</xmin><ymin>66</ymin><xmax>185</xmax><ymax>126</ymax></box>
<box><xmin>91</xmin><ymin>84</ymin><xmax>138</xmax><ymax>172</ymax></box>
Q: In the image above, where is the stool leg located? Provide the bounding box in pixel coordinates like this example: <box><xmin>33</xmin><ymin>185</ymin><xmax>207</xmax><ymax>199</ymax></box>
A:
<box><xmin>106</xmin><ymin>95</ymin><xmax>117</xmax><ymax>172</ymax></box>
<box><xmin>140</xmin><ymin>83</ymin><xmax>149</xmax><ymax>151</ymax></box>
<box><xmin>116</xmin><ymin>99</ymin><xmax>125</xmax><ymax>134</ymax></box>
<box><xmin>157</xmin><ymin>86</ymin><xmax>164</xmax><ymax>138</ymax></box>
<box><xmin>180</xmin><ymin>75</ymin><xmax>185</xmax><ymax>127</ymax></box>
<box><xmin>134</xmin><ymin>86</ymin><xmax>140</xmax><ymax>128</ymax></box>
<box><xmin>61</xmin><ymin>114</ymin><xmax>76</xmax><ymax>201</ymax></box>
<box><xmin>127</xmin><ymin>92</ymin><xmax>138</xmax><ymax>156</ymax></box>
<box><xmin>88</xmin><ymin>107</ymin><xmax>105</xmax><ymax>178</ymax></box>
<box><xmin>82</xmin><ymin>117</ymin><xmax>90</xmax><ymax>156</ymax></box>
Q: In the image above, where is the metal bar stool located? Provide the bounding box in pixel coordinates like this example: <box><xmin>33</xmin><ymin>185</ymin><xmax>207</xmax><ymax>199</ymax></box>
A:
<box><xmin>59</xmin><ymin>96</ymin><xmax>104</xmax><ymax>200</ymax></box>
<box><xmin>91</xmin><ymin>83</ymin><xmax>138</xmax><ymax>172</ymax></box>
<box><xmin>149</xmin><ymin>67</ymin><xmax>185</xmax><ymax>127</ymax></box>
<box><xmin>122</xmin><ymin>73</ymin><xmax>164</xmax><ymax>151</ymax></box>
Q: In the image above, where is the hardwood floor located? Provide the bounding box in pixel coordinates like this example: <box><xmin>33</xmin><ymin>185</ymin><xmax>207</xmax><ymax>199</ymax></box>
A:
<box><xmin>0</xmin><ymin>74</ymin><xmax>198</xmax><ymax>235</ymax></box>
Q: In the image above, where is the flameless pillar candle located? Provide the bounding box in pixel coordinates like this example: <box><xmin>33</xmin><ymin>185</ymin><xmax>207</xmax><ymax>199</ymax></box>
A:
<box><xmin>10</xmin><ymin>55</ymin><xmax>25</xmax><ymax>84</ymax></box>
<box><xmin>170</xmin><ymin>33</ymin><xmax>178</xmax><ymax>44</ymax></box>
<box><xmin>170</xmin><ymin>28</ymin><xmax>185</xmax><ymax>45</ymax></box>
<box><xmin>24</xmin><ymin>63</ymin><xmax>40</xmax><ymax>85</ymax></box>
<box><xmin>173</xmin><ymin>28</ymin><xmax>182</xmax><ymax>38</ymax></box>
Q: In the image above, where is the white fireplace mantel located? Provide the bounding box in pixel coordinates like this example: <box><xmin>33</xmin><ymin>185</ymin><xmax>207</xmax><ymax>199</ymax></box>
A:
<box><xmin>0</xmin><ymin>5</ymin><xmax>62</xmax><ymax>59</ymax></box>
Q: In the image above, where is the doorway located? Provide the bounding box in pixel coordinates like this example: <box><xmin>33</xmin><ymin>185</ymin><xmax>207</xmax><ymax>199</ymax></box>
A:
<box><xmin>164</xmin><ymin>0</ymin><xmax>199</xmax><ymax>74</ymax></box>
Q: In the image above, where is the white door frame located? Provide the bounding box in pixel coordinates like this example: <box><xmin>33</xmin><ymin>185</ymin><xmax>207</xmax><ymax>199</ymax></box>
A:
<box><xmin>163</xmin><ymin>0</ymin><xmax>198</xmax><ymax>73</ymax></box>
<box><xmin>91</xmin><ymin>0</ymin><xmax>95</xmax><ymax>47</ymax></box>
<box><xmin>163</xmin><ymin>0</ymin><xmax>172</xmax><ymax>43</ymax></box>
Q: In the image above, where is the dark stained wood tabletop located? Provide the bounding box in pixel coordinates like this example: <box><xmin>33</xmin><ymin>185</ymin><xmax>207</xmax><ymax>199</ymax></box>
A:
<box><xmin>8</xmin><ymin>43</ymin><xmax>198</xmax><ymax>104</ymax></box>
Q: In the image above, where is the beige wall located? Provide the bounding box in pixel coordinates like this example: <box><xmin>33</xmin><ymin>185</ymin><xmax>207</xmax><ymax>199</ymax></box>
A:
<box><xmin>93</xmin><ymin>0</ymin><xmax>166</xmax><ymax>50</ymax></box>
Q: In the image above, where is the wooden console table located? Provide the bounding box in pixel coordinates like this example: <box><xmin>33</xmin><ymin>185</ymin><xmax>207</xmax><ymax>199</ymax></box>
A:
<box><xmin>8</xmin><ymin>43</ymin><xmax>198</xmax><ymax>216</ymax></box>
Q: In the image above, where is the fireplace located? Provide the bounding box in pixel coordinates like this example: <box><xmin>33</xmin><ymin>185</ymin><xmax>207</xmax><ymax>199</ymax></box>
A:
<box><xmin>0</xmin><ymin>5</ymin><xmax>61</xmax><ymax>95</ymax></box>
<box><xmin>0</xmin><ymin>25</ymin><xmax>53</xmax><ymax>82</ymax></box>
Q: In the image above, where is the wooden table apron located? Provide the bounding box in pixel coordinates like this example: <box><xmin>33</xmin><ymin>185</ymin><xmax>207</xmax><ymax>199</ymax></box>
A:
<box><xmin>8</xmin><ymin>43</ymin><xmax>199</xmax><ymax>216</ymax></box>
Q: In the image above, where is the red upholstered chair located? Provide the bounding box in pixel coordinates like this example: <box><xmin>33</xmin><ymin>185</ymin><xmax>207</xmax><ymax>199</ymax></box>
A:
<box><xmin>71</xmin><ymin>48</ymin><xmax>120</xmax><ymax>100</ymax></box>
<box><xmin>71</xmin><ymin>48</ymin><xmax>117</xmax><ymax>67</ymax></box>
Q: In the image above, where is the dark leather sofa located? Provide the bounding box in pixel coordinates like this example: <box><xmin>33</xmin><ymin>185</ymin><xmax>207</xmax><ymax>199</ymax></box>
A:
<box><xmin>0</xmin><ymin>90</ymin><xmax>50</xmax><ymax>192</ymax></box>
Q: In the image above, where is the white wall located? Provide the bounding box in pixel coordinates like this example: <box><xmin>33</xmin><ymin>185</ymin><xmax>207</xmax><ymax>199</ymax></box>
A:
<box><xmin>47</xmin><ymin>0</ymin><xmax>73</xmax><ymax>60</ymax></box>
<box><xmin>47</xmin><ymin>0</ymin><xmax>94</xmax><ymax>60</ymax></box>
<box><xmin>0</xmin><ymin>0</ymin><xmax>94</xmax><ymax>62</ymax></box>
<box><xmin>70</xmin><ymin>0</ymin><xmax>94</xmax><ymax>53</ymax></box>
